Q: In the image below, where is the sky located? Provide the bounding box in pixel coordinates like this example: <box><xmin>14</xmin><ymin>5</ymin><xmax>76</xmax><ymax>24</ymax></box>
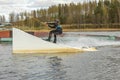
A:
<box><xmin>0</xmin><ymin>0</ymin><xmax>92</xmax><ymax>21</ymax></box>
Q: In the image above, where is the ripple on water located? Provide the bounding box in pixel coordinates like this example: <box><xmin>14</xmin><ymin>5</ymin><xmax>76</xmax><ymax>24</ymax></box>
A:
<box><xmin>0</xmin><ymin>32</ymin><xmax>120</xmax><ymax>80</ymax></box>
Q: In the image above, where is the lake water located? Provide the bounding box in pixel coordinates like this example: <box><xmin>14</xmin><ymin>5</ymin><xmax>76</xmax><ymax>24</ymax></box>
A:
<box><xmin>0</xmin><ymin>32</ymin><xmax>120</xmax><ymax>80</ymax></box>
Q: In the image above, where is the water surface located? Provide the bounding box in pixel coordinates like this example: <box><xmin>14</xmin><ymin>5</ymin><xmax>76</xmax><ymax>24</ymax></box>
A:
<box><xmin>0</xmin><ymin>32</ymin><xmax>120</xmax><ymax>80</ymax></box>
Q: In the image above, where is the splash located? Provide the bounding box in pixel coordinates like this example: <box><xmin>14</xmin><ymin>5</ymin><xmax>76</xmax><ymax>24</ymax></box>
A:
<box><xmin>57</xmin><ymin>36</ymin><xmax>120</xmax><ymax>48</ymax></box>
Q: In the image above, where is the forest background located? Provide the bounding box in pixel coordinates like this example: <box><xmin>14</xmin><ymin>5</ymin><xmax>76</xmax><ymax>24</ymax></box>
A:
<box><xmin>0</xmin><ymin>0</ymin><xmax>120</xmax><ymax>31</ymax></box>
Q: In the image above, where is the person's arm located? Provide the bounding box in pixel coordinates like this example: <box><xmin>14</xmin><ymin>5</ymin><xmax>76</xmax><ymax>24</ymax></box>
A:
<box><xmin>47</xmin><ymin>22</ymin><xmax>56</xmax><ymax>28</ymax></box>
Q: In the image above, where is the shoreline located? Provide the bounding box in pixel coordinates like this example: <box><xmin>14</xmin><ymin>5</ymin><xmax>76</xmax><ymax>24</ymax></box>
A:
<box><xmin>25</xmin><ymin>28</ymin><xmax>120</xmax><ymax>32</ymax></box>
<box><xmin>1</xmin><ymin>28</ymin><xmax>120</xmax><ymax>32</ymax></box>
<box><xmin>63</xmin><ymin>28</ymin><xmax>120</xmax><ymax>32</ymax></box>
<box><xmin>0</xmin><ymin>28</ymin><xmax>120</xmax><ymax>39</ymax></box>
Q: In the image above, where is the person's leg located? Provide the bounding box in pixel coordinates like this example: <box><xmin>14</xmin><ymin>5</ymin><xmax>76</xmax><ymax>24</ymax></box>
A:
<box><xmin>53</xmin><ymin>34</ymin><xmax>57</xmax><ymax>43</ymax></box>
<box><xmin>53</xmin><ymin>30</ymin><xmax>62</xmax><ymax>43</ymax></box>
<box><xmin>48</xmin><ymin>30</ymin><xmax>53</xmax><ymax>41</ymax></box>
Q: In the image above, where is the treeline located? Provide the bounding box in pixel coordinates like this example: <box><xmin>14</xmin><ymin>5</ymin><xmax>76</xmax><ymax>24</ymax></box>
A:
<box><xmin>0</xmin><ymin>15</ymin><xmax>5</xmax><ymax>24</ymax></box>
<box><xmin>9</xmin><ymin>0</ymin><xmax>120</xmax><ymax>29</ymax></box>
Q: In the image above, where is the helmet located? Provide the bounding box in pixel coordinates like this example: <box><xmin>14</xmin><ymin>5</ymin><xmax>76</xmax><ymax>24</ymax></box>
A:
<box><xmin>55</xmin><ymin>19</ymin><xmax>59</xmax><ymax>23</ymax></box>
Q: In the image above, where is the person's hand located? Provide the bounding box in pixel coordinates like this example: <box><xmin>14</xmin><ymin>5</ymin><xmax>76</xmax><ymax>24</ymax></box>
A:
<box><xmin>41</xmin><ymin>22</ymin><xmax>48</xmax><ymax>26</ymax></box>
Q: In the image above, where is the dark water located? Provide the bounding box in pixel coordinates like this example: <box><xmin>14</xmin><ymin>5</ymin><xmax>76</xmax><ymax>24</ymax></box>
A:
<box><xmin>0</xmin><ymin>32</ymin><xmax>120</xmax><ymax>80</ymax></box>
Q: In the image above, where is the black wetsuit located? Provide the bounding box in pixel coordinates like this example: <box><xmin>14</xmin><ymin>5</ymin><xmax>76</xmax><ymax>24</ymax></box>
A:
<box><xmin>48</xmin><ymin>23</ymin><xmax>62</xmax><ymax>43</ymax></box>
